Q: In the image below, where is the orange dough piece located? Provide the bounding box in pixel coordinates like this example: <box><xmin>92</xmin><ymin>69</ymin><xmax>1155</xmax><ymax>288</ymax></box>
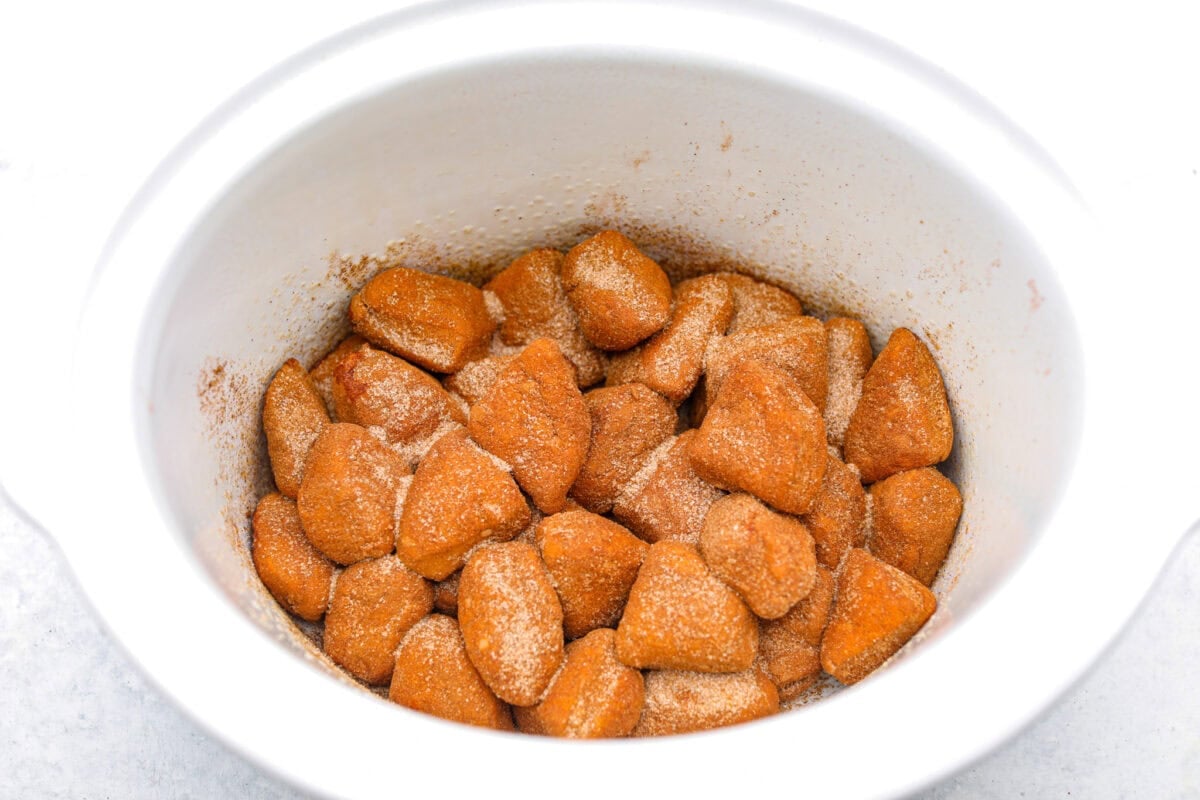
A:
<box><xmin>442</xmin><ymin>353</ymin><xmax>515</xmax><ymax>406</ymax></box>
<box><xmin>801</xmin><ymin>454</ymin><xmax>869</xmax><ymax>570</ymax></box>
<box><xmin>561</xmin><ymin>230</ymin><xmax>672</xmax><ymax>351</ymax></box>
<box><xmin>824</xmin><ymin>317</ymin><xmax>873</xmax><ymax>449</ymax></box>
<box><xmin>843</xmin><ymin>327</ymin><xmax>953</xmax><ymax>482</ymax></box>
<box><xmin>458</xmin><ymin>542</ymin><xmax>566</xmax><ymax>706</ymax></box>
<box><xmin>323</xmin><ymin>555</ymin><xmax>433</xmax><ymax>685</ymax></box>
<box><xmin>758</xmin><ymin>565</ymin><xmax>834</xmax><ymax>699</ymax></box>
<box><xmin>398</xmin><ymin>429</ymin><xmax>531</xmax><ymax>580</ymax></box>
<box><xmin>719</xmin><ymin>273</ymin><xmax>805</xmax><ymax>334</ymax></box>
<box><xmin>331</xmin><ymin>343</ymin><xmax>465</xmax><ymax>447</ymax></box>
<box><xmin>570</xmin><ymin>383</ymin><xmax>677</xmax><ymax>514</ymax></box>
<box><xmin>514</xmin><ymin>628</ymin><xmax>645</xmax><ymax>738</ymax></box>
<box><xmin>297</xmin><ymin>423</ymin><xmax>409</xmax><ymax>565</ymax></box>
<box><xmin>309</xmin><ymin>334</ymin><xmax>366</xmax><ymax>417</ymax></box>
<box><xmin>389</xmin><ymin>614</ymin><xmax>513</xmax><ymax>730</ymax></box>
<box><xmin>484</xmin><ymin>248</ymin><xmax>607</xmax><ymax>386</ymax></box>
<box><xmin>633</xmin><ymin>669</ymin><xmax>779</xmax><ymax>736</ymax></box>
<box><xmin>615</xmin><ymin>541</ymin><xmax>758</xmax><ymax>672</ymax></box>
<box><xmin>262</xmin><ymin>358</ymin><xmax>330</xmax><ymax>498</ymax></box>
<box><xmin>868</xmin><ymin>467</ymin><xmax>963</xmax><ymax>585</ymax></box>
<box><xmin>706</xmin><ymin>316</ymin><xmax>829</xmax><ymax>412</ymax></box>
<box><xmin>432</xmin><ymin>571</ymin><xmax>461</xmax><ymax>616</ymax></box>
<box><xmin>469</xmin><ymin>338</ymin><xmax>591</xmax><ymax>514</ymax></box>
<box><xmin>251</xmin><ymin>493</ymin><xmax>335</xmax><ymax>621</ymax></box>
<box><xmin>820</xmin><ymin>548</ymin><xmax>937</xmax><ymax>685</ymax></box>
<box><xmin>612</xmin><ymin>431</ymin><xmax>723</xmax><ymax>546</ymax></box>
<box><xmin>689</xmin><ymin>360</ymin><xmax>827</xmax><ymax>515</ymax></box>
<box><xmin>536</xmin><ymin>510</ymin><xmax>649</xmax><ymax>639</ymax></box>
<box><xmin>349</xmin><ymin>266</ymin><xmax>496</xmax><ymax>373</ymax></box>
<box><xmin>699</xmin><ymin>493</ymin><xmax>817</xmax><ymax>620</ymax></box>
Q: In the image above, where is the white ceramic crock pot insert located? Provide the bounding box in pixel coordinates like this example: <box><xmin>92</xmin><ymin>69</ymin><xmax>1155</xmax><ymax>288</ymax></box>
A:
<box><xmin>4</xmin><ymin>3</ymin><xmax>1197</xmax><ymax>799</ymax></box>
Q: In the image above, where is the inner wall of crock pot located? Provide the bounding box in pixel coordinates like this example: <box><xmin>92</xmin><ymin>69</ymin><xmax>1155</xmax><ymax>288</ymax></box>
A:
<box><xmin>144</xmin><ymin>54</ymin><xmax>1082</xmax><ymax>678</ymax></box>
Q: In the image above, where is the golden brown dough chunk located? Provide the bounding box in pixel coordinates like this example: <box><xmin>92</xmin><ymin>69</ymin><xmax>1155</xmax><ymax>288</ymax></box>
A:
<box><xmin>868</xmin><ymin>467</ymin><xmax>963</xmax><ymax>585</ymax></box>
<box><xmin>758</xmin><ymin>565</ymin><xmax>834</xmax><ymax>699</ymax></box>
<box><xmin>536</xmin><ymin>510</ymin><xmax>649</xmax><ymax>639</ymax></box>
<box><xmin>561</xmin><ymin>231</ymin><xmax>672</xmax><ymax>351</ymax></box>
<box><xmin>571</xmin><ymin>384</ymin><xmax>677</xmax><ymax>514</ymax></box>
<box><xmin>309</xmin><ymin>334</ymin><xmax>366</xmax><ymax>417</ymax></box>
<box><xmin>802</xmin><ymin>454</ymin><xmax>868</xmax><ymax>570</ymax></box>
<box><xmin>719</xmin><ymin>273</ymin><xmax>804</xmax><ymax>334</ymax></box>
<box><xmin>615</xmin><ymin>541</ymin><xmax>758</xmax><ymax>672</ymax></box>
<box><xmin>843</xmin><ymin>328</ymin><xmax>953</xmax><ymax>482</ymax></box>
<box><xmin>458</xmin><ymin>542</ymin><xmax>566</xmax><ymax>706</ymax></box>
<box><xmin>699</xmin><ymin>493</ymin><xmax>817</xmax><ymax>620</ymax></box>
<box><xmin>612</xmin><ymin>431</ymin><xmax>723</xmax><ymax>546</ymax></box>
<box><xmin>625</xmin><ymin>274</ymin><xmax>734</xmax><ymax>403</ymax></box>
<box><xmin>820</xmin><ymin>548</ymin><xmax>936</xmax><ymax>685</ymax></box>
<box><xmin>633</xmin><ymin>669</ymin><xmax>779</xmax><ymax>736</ymax></box>
<box><xmin>706</xmin><ymin>316</ymin><xmax>829</xmax><ymax>412</ymax></box>
<box><xmin>324</xmin><ymin>555</ymin><xmax>433</xmax><ymax>685</ymax></box>
<box><xmin>297</xmin><ymin>423</ymin><xmax>409</xmax><ymax>565</ymax></box>
<box><xmin>469</xmin><ymin>338</ymin><xmax>591</xmax><ymax>514</ymax></box>
<box><xmin>389</xmin><ymin>614</ymin><xmax>513</xmax><ymax>730</ymax></box>
<box><xmin>689</xmin><ymin>360</ymin><xmax>827</xmax><ymax>516</ymax></box>
<box><xmin>331</xmin><ymin>344</ymin><xmax>465</xmax><ymax>447</ymax></box>
<box><xmin>251</xmin><ymin>493</ymin><xmax>335</xmax><ymax>621</ymax></box>
<box><xmin>398</xmin><ymin>429</ymin><xmax>531</xmax><ymax>580</ymax></box>
<box><xmin>432</xmin><ymin>571</ymin><xmax>461</xmax><ymax>616</ymax></box>
<box><xmin>262</xmin><ymin>358</ymin><xmax>330</xmax><ymax>498</ymax></box>
<box><xmin>349</xmin><ymin>267</ymin><xmax>496</xmax><ymax>373</ymax></box>
<box><xmin>442</xmin><ymin>353</ymin><xmax>515</xmax><ymax>406</ymax></box>
<box><xmin>484</xmin><ymin>248</ymin><xmax>607</xmax><ymax>386</ymax></box>
<box><xmin>824</xmin><ymin>317</ymin><xmax>873</xmax><ymax>449</ymax></box>
<box><xmin>514</xmin><ymin>629</ymin><xmax>644</xmax><ymax>738</ymax></box>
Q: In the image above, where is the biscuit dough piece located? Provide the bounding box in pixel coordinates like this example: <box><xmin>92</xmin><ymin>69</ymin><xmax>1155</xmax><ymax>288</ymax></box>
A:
<box><xmin>514</xmin><ymin>629</ymin><xmax>644</xmax><ymax>738</ymax></box>
<box><xmin>251</xmin><ymin>493</ymin><xmax>335</xmax><ymax>621</ymax></box>
<box><xmin>390</xmin><ymin>614</ymin><xmax>514</xmax><ymax>730</ymax></box>
<box><xmin>820</xmin><ymin>548</ymin><xmax>937</xmax><ymax>685</ymax></box>
<box><xmin>458</xmin><ymin>542</ymin><xmax>566</xmax><ymax>706</ymax></box>
<box><xmin>561</xmin><ymin>230</ymin><xmax>672</xmax><ymax>351</ymax></box>
<box><xmin>442</xmin><ymin>354</ymin><xmax>515</xmax><ymax>406</ymax></box>
<box><xmin>297</xmin><ymin>423</ymin><xmax>410</xmax><ymax>565</ymax></box>
<box><xmin>612</xmin><ymin>431</ymin><xmax>723</xmax><ymax>546</ymax></box>
<box><xmin>615</xmin><ymin>541</ymin><xmax>758</xmax><ymax>672</ymax></box>
<box><xmin>398</xmin><ymin>429</ymin><xmax>531</xmax><ymax>580</ymax></box>
<box><xmin>802</xmin><ymin>454</ymin><xmax>869</xmax><ymax>570</ymax></box>
<box><xmin>469</xmin><ymin>338</ymin><xmax>591</xmax><ymax>514</ymax></box>
<box><xmin>263</xmin><ymin>358</ymin><xmax>330</xmax><ymax>498</ymax></box>
<box><xmin>868</xmin><ymin>467</ymin><xmax>963</xmax><ymax>585</ymax></box>
<box><xmin>689</xmin><ymin>360</ymin><xmax>828</xmax><ymax>516</ymax></box>
<box><xmin>824</xmin><ymin>317</ymin><xmax>873</xmax><ymax>449</ymax></box>
<box><xmin>844</xmin><ymin>328</ymin><xmax>953</xmax><ymax>482</ymax></box>
<box><xmin>432</xmin><ymin>571</ymin><xmax>461</xmax><ymax>616</ymax></box>
<box><xmin>309</xmin><ymin>334</ymin><xmax>366</xmax><ymax>417</ymax></box>
<box><xmin>633</xmin><ymin>669</ymin><xmax>779</xmax><ymax>736</ymax></box>
<box><xmin>706</xmin><ymin>316</ymin><xmax>829</xmax><ymax>413</ymax></box>
<box><xmin>758</xmin><ymin>565</ymin><xmax>834</xmax><ymax>699</ymax></box>
<box><xmin>324</xmin><ymin>555</ymin><xmax>433</xmax><ymax>685</ymax></box>
<box><xmin>350</xmin><ymin>266</ymin><xmax>496</xmax><ymax>373</ymax></box>
<box><xmin>719</xmin><ymin>273</ymin><xmax>805</xmax><ymax>334</ymax></box>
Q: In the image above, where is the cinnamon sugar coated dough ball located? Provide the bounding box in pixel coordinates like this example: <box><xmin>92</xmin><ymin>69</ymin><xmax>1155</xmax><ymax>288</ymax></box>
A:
<box><xmin>633</xmin><ymin>669</ymin><xmax>779</xmax><ymax>737</ymax></box>
<box><xmin>616</xmin><ymin>541</ymin><xmax>758</xmax><ymax>672</ymax></box>
<box><xmin>758</xmin><ymin>565</ymin><xmax>834</xmax><ymax>699</ymax></box>
<box><xmin>484</xmin><ymin>248</ymin><xmax>607</xmax><ymax>386</ymax></box>
<box><xmin>349</xmin><ymin>266</ymin><xmax>496</xmax><ymax>373</ymax></box>
<box><xmin>820</xmin><ymin>548</ymin><xmax>937</xmax><ymax>685</ymax></box>
<box><xmin>632</xmin><ymin>274</ymin><xmax>734</xmax><ymax>403</ymax></box>
<box><xmin>689</xmin><ymin>360</ymin><xmax>828</xmax><ymax>515</ymax></box>
<box><xmin>802</xmin><ymin>454</ymin><xmax>869</xmax><ymax>570</ymax></box>
<box><xmin>324</xmin><ymin>555</ymin><xmax>433</xmax><ymax>685</ymax></box>
<box><xmin>705</xmin><ymin>316</ymin><xmax>829</xmax><ymax>413</ymax></box>
<box><xmin>571</xmin><ymin>383</ymin><xmax>677</xmax><ymax>513</ymax></box>
<box><xmin>699</xmin><ymin>493</ymin><xmax>817</xmax><ymax>620</ymax></box>
<box><xmin>469</xmin><ymin>338</ymin><xmax>591</xmax><ymax>514</ymax></box>
<box><xmin>612</xmin><ymin>431</ymin><xmax>724</xmax><ymax>546</ymax></box>
<box><xmin>262</xmin><ymin>358</ymin><xmax>330</xmax><ymax>498</ymax></box>
<box><xmin>389</xmin><ymin>614</ymin><xmax>513</xmax><ymax>730</ymax></box>
<box><xmin>844</xmin><ymin>327</ymin><xmax>954</xmax><ymax>482</ymax></box>
<box><xmin>561</xmin><ymin>230</ymin><xmax>673</xmax><ymax>351</ymax></box>
<box><xmin>297</xmin><ymin>423</ymin><xmax>409</xmax><ymax>565</ymax></box>
<box><xmin>251</xmin><ymin>493</ymin><xmax>335</xmax><ymax>621</ymax></box>
<box><xmin>515</xmin><ymin>629</ymin><xmax>645</xmax><ymax>738</ymax></box>
<box><xmin>442</xmin><ymin>353</ymin><xmax>514</xmax><ymax>406</ymax></box>
<box><xmin>823</xmin><ymin>317</ymin><xmax>873</xmax><ymax>449</ymax></box>
<box><xmin>458</xmin><ymin>542</ymin><xmax>566</xmax><ymax>706</ymax></box>
<box><xmin>868</xmin><ymin>467</ymin><xmax>963</xmax><ymax>585</ymax></box>
<box><xmin>309</xmin><ymin>334</ymin><xmax>366</xmax><ymax>417</ymax></box>
<box><xmin>536</xmin><ymin>510</ymin><xmax>649</xmax><ymax>639</ymax></box>
<box><xmin>398</xmin><ymin>429</ymin><xmax>531</xmax><ymax>580</ymax></box>
<box><xmin>719</xmin><ymin>273</ymin><xmax>805</xmax><ymax>334</ymax></box>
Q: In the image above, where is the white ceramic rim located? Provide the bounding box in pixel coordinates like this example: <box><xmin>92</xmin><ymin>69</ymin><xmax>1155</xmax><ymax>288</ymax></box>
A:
<box><xmin>31</xmin><ymin>1</ymin><xmax>1200</xmax><ymax>798</ymax></box>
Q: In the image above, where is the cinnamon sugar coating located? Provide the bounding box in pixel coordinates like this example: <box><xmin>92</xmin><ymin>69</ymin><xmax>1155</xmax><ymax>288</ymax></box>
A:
<box><xmin>823</xmin><ymin>317</ymin><xmax>873</xmax><ymax>449</ymax></box>
<box><xmin>718</xmin><ymin>273</ymin><xmax>805</xmax><ymax>334</ymax></box>
<box><xmin>868</xmin><ymin>467</ymin><xmax>963</xmax><ymax>585</ymax></box>
<box><xmin>706</xmin><ymin>316</ymin><xmax>829</xmax><ymax>413</ymax></box>
<box><xmin>251</xmin><ymin>493</ymin><xmax>335</xmax><ymax>621</ymax></box>
<box><xmin>309</xmin><ymin>334</ymin><xmax>366</xmax><ymax>417</ymax></box>
<box><xmin>612</xmin><ymin>431</ymin><xmax>723</xmax><ymax>546</ymax></box>
<box><xmin>633</xmin><ymin>669</ymin><xmax>779</xmax><ymax>736</ymax></box>
<box><xmin>262</xmin><ymin>358</ymin><xmax>330</xmax><ymax>498</ymax></box>
<box><xmin>802</xmin><ymin>454</ymin><xmax>869</xmax><ymax>570</ymax></box>
<box><xmin>758</xmin><ymin>565</ymin><xmax>834</xmax><ymax>699</ymax></box>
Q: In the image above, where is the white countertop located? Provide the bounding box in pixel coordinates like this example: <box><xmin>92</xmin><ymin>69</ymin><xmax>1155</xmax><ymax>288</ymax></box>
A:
<box><xmin>2</xmin><ymin>2</ymin><xmax>1198</xmax><ymax>797</ymax></box>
